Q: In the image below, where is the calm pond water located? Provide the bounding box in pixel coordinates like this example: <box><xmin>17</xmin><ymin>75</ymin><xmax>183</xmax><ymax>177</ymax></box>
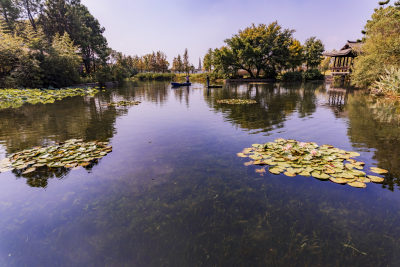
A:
<box><xmin>1</xmin><ymin>81</ymin><xmax>400</xmax><ymax>266</ymax></box>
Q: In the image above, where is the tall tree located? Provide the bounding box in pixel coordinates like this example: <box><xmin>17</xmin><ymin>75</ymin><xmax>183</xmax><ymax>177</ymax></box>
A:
<box><xmin>40</xmin><ymin>0</ymin><xmax>109</xmax><ymax>73</ymax></box>
<box><xmin>183</xmin><ymin>48</ymin><xmax>189</xmax><ymax>74</ymax></box>
<box><xmin>303</xmin><ymin>37</ymin><xmax>324</xmax><ymax>69</ymax></box>
<box><xmin>352</xmin><ymin>2</ymin><xmax>400</xmax><ymax>87</ymax></box>
<box><xmin>288</xmin><ymin>39</ymin><xmax>304</xmax><ymax>71</ymax></box>
<box><xmin>20</xmin><ymin>0</ymin><xmax>43</xmax><ymax>30</ymax></box>
<box><xmin>0</xmin><ymin>0</ymin><xmax>21</xmax><ymax>32</ymax></box>
<box><xmin>203</xmin><ymin>48</ymin><xmax>213</xmax><ymax>72</ymax></box>
<box><xmin>42</xmin><ymin>32</ymin><xmax>81</xmax><ymax>87</ymax></box>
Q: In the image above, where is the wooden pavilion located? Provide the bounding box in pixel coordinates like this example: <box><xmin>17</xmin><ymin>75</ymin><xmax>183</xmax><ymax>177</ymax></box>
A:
<box><xmin>324</xmin><ymin>41</ymin><xmax>362</xmax><ymax>76</ymax></box>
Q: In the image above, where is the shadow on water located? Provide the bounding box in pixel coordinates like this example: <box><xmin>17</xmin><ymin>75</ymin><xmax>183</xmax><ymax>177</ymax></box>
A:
<box><xmin>1</xmin><ymin>81</ymin><xmax>400</xmax><ymax>266</ymax></box>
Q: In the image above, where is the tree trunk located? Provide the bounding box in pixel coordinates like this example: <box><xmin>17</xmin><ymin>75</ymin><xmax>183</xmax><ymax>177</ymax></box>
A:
<box><xmin>246</xmin><ymin>69</ymin><xmax>254</xmax><ymax>78</ymax></box>
<box><xmin>2</xmin><ymin>8</ymin><xmax>11</xmax><ymax>31</ymax></box>
<box><xmin>24</xmin><ymin>0</ymin><xmax>37</xmax><ymax>31</ymax></box>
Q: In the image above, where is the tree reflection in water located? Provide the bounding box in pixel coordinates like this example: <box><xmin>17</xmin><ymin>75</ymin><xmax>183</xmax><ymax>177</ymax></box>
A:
<box><xmin>205</xmin><ymin>82</ymin><xmax>321</xmax><ymax>134</ymax></box>
<box><xmin>346</xmin><ymin>92</ymin><xmax>400</xmax><ymax>191</ymax></box>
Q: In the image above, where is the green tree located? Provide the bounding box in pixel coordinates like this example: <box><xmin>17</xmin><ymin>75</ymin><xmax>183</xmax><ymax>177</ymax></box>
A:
<box><xmin>288</xmin><ymin>39</ymin><xmax>304</xmax><ymax>71</ymax></box>
<box><xmin>42</xmin><ymin>32</ymin><xmax>81</xmax><ymax>87</ymax></box>
<box><xmin>203</xmin><ymin>48</ymin><xmax>213</xmax><ymax>72</ymax></box>
<box><xmin>40</xmin><ymin>0</ymin><xmax>109</xmax><ymax>74</ymax></box>
<box><xmin>0</xmin><ymin>0</ymin><xmax>21</xmax><ymax>32</ymax></box>
<box><xmin>183</xmin><ymin>48</ymin><xmax>190</xmax><ymax>74</ymax></box>
<box><xmin>220</xmin><ymin>22</ymin><xmax>294</xmax><ymax>78</ymax></box>
<box><xmin>213</xmin><ymin>47</ymin><xmax>240</xmax><ymax>78</ymax></box>
<box><xmin>352</xmin><ymin>2</ymin><xmax>400</xmax><ymax>88</ymax></box>
<box><xmin>303</xmin><ymin>37</ymin><xmax>324</xmax><ymax>69</ymax></box>
<box><xmin>0</xmin><ymin>21</ymin><xmax>25</xmax><ymax>85</ymax></box>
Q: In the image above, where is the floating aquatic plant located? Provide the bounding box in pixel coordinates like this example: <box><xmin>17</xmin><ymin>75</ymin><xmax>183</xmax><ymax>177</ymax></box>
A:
<box><xmin>238</xmin><ymin>138</ymin><xmax>387</xmax><ymax>188</ymax></box>
<box><xmin>108</xmin><ymin>100</ymin><xmax>141</xmax><ymax>107</ymax></box>
<box><xmin>0</xmin><ymin>87</ymin><xmax>99</xmax><ymax>110</ymax></box>
<box><xmin>0</xmin><ymin>139</ymin><xmax>112</xmax><ymax>174</ymax></box>
<box><xmin>217</xmin><ymin>99</ymin><xmax>257</xmax><ymax>105</ymax></box>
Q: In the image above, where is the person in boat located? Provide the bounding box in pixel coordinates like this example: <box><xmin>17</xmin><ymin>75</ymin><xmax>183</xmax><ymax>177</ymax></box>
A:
<box><xmin>186</xmin><ymin>75</ymin><xmax>190</xmax><ymax>84</ymax></box>
<box><xmin>206</xmin><ymin>75</ymin><xmax>210</xmax><ymax>87</ymax></box>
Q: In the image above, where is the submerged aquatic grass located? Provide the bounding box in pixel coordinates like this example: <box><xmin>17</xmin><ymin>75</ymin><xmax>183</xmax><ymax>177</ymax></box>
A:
<box><xmin>238</xmin><ymin>138</ymin><xmax>386</xmax><ymax>188</ymax></box>
<box><xmin>0</xmin><ymin>87</ymin><xmax>99</xmax><ymax>110</ymax></box>
<box><xmin>0</xmin><ymin>139</ymin><xmax>112</xmax><ymax>174</ymax></box>
<box><xmin>217</xmin><ymin>99</ymin><xmax>257</xmax><ymax>105</ymax></box>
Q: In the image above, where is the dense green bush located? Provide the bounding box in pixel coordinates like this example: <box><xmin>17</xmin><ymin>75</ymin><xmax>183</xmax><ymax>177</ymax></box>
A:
<box><xmin>303</xmin><ymin>69</ymin><xmax>324</xmax><ymax>81</ymax></box>
<box><xmin>175</xmin><ymin>72</ymin><xmax>223</xmax><ymax>82</ymax></box>
<box><xmin>281</xmin><ymin>71</ymin><xmax>303</xmax><ymax>82</ymax></box>
<box><xmin>371</xmin><ymin>67</ymin><xmax>400</xmax><ymax>95</ymax></box>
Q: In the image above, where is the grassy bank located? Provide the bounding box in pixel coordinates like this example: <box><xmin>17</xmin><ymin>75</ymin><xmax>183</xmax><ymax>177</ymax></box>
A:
<box><xmin>133</xmin><ymin>73</ymin><xmax>176</xmax><ymax>81</ymax></box>
<box><xmin>132</xmin><ymin>72</ymin><xmax>224</xmax><ymax>84</ymax></box>
<box><xmin>174</xmin><ymin>73</ymin><xmax>224</xmax><ymax>83</ymax></box>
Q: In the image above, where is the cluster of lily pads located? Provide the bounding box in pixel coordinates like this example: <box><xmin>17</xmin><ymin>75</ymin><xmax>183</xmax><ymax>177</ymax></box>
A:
<box><xmin>217</xmin><ymin>99</ymin><xmax>257</xmax><ymax>105</ymax></box>
<box><xmin>0</xmin><ymin>87</ymin><xmax>99</xmax><ymax>110</ymax></box>
<box><xmin>0</xmin><ymin>139</ymin><xmax>112</xmax><ymax>175</ymax></box>
<box><xmin>237</xmin><ymin>138</ymin><xmax>387</xmax><ymax>188</ymax></box>
<box><xmin>108</xmin><ymin>100</ymin><xmax>141</xmax><ymax>107</ymax></box>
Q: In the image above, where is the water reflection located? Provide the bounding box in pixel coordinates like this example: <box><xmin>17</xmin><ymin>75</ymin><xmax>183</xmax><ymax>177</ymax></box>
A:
<box><xmin>346</xmin><ymin>92</ymin><xmax>400</xmax><ymax>191</ymax></box>
<box><xmin>1</xmin><ymin>81</ymin><xmax>400</xmax><ymax>266</ymax></box>
<box><xmin>205</xmin><ymin>82</ymin><xmax>322</xmax><ymax>134</ymax></box>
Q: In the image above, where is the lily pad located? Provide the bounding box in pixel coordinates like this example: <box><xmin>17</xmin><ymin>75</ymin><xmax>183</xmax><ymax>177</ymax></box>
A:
<box><xmin>217</xmin><ymin>99</ymin><xmax>257</xmax><ymax>105</ymax></box>
<box><xmin>238</xmin><ymin>138</ymin><xmax>389</xmax><ymax>188</ymax></box>
<box><xmin>255</xmin><ymin>168</ymin><xmax>266</xmax><ymax>174</ymax></box>
<box><xmin>370</xmin><ymin>167</ymin><xmax>389</xmax><ymax>174</ymax></box>
<box><xmin>329</xmin><ymin>177</ymin><xmax>348</xmax><ymax>184</ymax></box>
<box><xmin>0</xmin><ymin>88</ymin><xmax>99</xmax><ymax>110</ymax></box>
<box><xmin>5</xmin><ymin>139</ymin><xmax>112</xmax><ymax>174</ymax></box>
<box><xmin>348</xmin><ymin>181</ymin><xmax>367</xmax><ymax>188</ymax></box>
<box><xmin>367</xmin><ymin>175</ymin><xmax>385</xmax><ymax>183</ymax></box>
<box><xmin>284</xmin><ymin>172</ymin><xmax>296</xmax><ymax>177</ymax></box>
<box><xmin>108</xmin><ymin>100</ymin><xmax>141</xmax><ymax>107</ymax></box>
<box><xmin>22</xmin><ymin>167</ymin><xmax>36</xmax><ymax>174</ymax></box>
<box><xmin>269</xmin><ymin>168</ymin><xmax>284</xmax><ymax>175</ymax></box>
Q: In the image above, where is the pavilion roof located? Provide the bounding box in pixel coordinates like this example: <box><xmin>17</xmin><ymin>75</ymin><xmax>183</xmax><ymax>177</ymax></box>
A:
<box><xmin>323</xmin><ymin>41</ymin><xmax>362</xmax><ymax>57</ymax></box>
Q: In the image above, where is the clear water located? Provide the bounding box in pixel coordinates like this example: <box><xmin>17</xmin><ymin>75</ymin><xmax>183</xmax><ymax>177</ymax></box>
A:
<box><xmin>1</xmin><ymin>81</ymin><xmax>400</xmax><ymax>266</ymax></box>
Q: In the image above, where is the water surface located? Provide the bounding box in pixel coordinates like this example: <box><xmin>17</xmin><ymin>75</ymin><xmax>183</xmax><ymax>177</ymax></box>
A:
<box><xmin>1</xmin><ymin>81</ymin><xmax>400</xmax><ymax>266</ymax></box>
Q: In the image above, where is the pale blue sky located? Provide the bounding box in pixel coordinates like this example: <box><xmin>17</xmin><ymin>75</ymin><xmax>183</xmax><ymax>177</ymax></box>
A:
<box><xmin>81</xmin><ymin>0</ymin><xmax>378</xmax><ymax>65</ymax></box>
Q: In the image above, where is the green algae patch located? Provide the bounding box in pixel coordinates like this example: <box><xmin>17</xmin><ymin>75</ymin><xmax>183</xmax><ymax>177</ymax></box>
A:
<box><xmin>0</xmin><ymin>87</ymin><xmax>99</xmax><ymax>110</ymax></box>
<box><xmin>238</xmin><ymin>138</ymin><xmax>388</xmax><ymax>188</ymax></box>
<box><xmin>0</xmin><ymin>139</ymin><xmax>112</xmax><ymax>174</ymax></box>
<box><xmin>217</xmin><ymin>99</ymin><xmax>257</xmax><ymax>105</ymax></box>
<box><xmin>108</xmin><ymin>100</ymin><xmax>141</xmax><ymax>107</ymax></box>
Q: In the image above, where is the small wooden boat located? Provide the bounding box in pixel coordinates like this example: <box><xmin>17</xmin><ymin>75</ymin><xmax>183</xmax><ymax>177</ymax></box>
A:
<box><xmin>207</xmin><ymin>85</ymin><xmax>223</xmax><ymax>88</ymax></box>
<box><xmin>171</xmin><ymin>82</ymin><xmax>191</xmax><ymax>87</ymax></box>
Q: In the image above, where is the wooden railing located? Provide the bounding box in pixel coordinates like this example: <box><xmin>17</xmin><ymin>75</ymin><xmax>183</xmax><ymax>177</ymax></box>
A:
<box><xmin>331</xmin><ymin>66</ymin><xmax>350</xmax><ymax>73</ymax></box>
